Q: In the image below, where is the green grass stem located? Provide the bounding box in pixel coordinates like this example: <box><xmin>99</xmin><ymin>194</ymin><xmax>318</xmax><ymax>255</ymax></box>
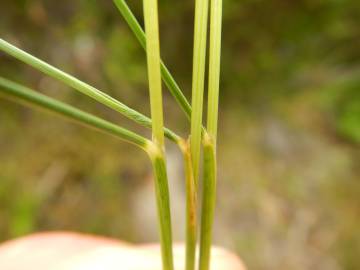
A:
<box><xmin>190</xmin><ymin>0</ymin><xmax>210</xmax><ymax>185</ymax></box>
<box><xmin>207</xmin><ymin>0</ymin><xmax>222</xmax><ymax>143</ymax></box>
<box><xmin>113</xmin><ymin>0</ymin><xmax>191</xmax><ymax>120</ymax></box>
<box><xmin>199</xmin><ymin>1</ymin><xmax>222</xmax><ymax>268</ymax></box>
<box><xmin>143</xmin><ymin>0</ymin><xmax>165</xmax><ymax>148</ymax></box>
<box><xmin>143</xmin><ymin>0</ymin><xmax>174</xmax><ymax>269</ymax></box>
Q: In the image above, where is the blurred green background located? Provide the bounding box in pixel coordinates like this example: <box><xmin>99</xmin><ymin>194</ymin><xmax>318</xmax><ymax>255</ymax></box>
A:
<box><xmin>0</xmin><ymin>0</ymin><xmax>359</xmax><ymax>269</ymax></box>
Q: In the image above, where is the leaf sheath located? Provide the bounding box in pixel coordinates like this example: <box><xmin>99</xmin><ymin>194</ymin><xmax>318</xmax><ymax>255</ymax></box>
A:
<box><xmin>179</xmin><ymin>140</ymin><xmax>197</xmax><ymax>270</ymax></box>
<box><xmin>148</xmin><ymin>148</ymin><xmax>174</xmax><ymax>270</ymax></box>
<box><xmin>198</xmin><ymin>133</ymin><xmax>217</xmax><ymax>270</ymax></box>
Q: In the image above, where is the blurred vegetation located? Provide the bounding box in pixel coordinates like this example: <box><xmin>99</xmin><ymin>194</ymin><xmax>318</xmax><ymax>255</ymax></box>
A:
<box><xmin>0</xmin><ymin>0</ymin><xmax>359</xmax><ymax>269</ymax></box>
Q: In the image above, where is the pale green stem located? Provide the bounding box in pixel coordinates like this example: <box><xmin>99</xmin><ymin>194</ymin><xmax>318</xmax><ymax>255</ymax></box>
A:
<box><xmin>113</xmin><ymin>0</ymin><xmax>192</xmax><ymax>119</ymax></box>
<box><xmin>0</xmin><ymin>77</ymin><xmax>149</xmax><ymax>149</ymax></box>
<box><xmin>143</xmin><ymin>0</ymin><xmax>174</xmax><ymax>269</ymax></box>
<box><xmin>147</xmin><ymin>145</ymin><xmax>174</xmax><ymax>270</ymax></box>
<box><xmin>0</xmin><ymin>38</ymin><xmax>180</xmax><ymax>143</ymax></box>
<box><xmin>207</xmin><ymin>0</ymin><xmax>222</xmax><ymax>142</ymax></box>
<box><xmin>198</xmin><ymin>133</ymin><xmax>217</xmax><ymax>270</ymax></box>
<box><xmin>190</xmin><ymin>0</ymin><xmax>210</xmax><ymax>185</ymax></box>
<box><xmin>179</xmin><ymin>140</ymin><xmax>197</xmax><ymax>270</ymax></box>
<box><xmin>143</xmin><ymin>0</ymin><xmax>165</xmax><ymax>148</ymax></box>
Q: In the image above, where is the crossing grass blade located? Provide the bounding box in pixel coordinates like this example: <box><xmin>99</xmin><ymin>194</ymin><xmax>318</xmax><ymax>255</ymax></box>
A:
<box><xmin>0</xmin><ymin>38</ymin><xmax>180</xmax><ymax>144</ymax></box>
<box><xmin>0</xmin><ymin>77</ymin><xmax>150</xmax><ymax>149</ymax></box>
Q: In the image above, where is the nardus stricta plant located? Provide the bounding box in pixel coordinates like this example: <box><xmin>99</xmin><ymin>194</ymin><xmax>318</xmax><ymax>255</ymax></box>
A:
<box><xmin>0</xmin><ymin>0</ymin><xmax>223</xmax><ymax>269</ymax></box>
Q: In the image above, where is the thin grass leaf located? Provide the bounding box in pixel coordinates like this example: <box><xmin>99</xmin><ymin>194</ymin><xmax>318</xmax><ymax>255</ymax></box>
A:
<box><xmin>0</xmin><ymin>38</ymin><xmax>180</xmax><ymax>143</ymax></box>
<box><xmin>113</xmin><ymin>0</ymin><xmax>191</xmax><ymax>119</ymax></box>
<box><xmin>190</xmin><ymin>0</ymin><xmax>210</xmax><ymax>184</ymax></box>
<box><xmin>0</xmin><ymin>77</ymin><xmax>149</xmax><ymax>149</ymax></box>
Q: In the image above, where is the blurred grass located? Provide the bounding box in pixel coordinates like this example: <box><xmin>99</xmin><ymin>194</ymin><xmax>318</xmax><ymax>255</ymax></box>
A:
<box><xmin>0</xmin><ymin>0</ymin><xmax>359</xmax><ymax>270</ymax></box>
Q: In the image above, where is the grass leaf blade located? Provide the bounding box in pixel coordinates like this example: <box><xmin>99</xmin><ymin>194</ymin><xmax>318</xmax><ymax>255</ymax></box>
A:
<box><xmin>0</xmin><ymin>38</ymin><xmax>180</xmax><ymax>143</ymax></box>
<box><xmin>0</xmin><ymin>77</ymin><xmax>149</xmax><ymax>148</ymax></box>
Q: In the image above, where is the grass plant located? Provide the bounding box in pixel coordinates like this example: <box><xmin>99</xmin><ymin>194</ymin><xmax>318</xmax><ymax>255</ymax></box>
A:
<box><xmin>0</xmin><ymin>0</ymin><xmax>223</xmax><ymax>269</ymax></box>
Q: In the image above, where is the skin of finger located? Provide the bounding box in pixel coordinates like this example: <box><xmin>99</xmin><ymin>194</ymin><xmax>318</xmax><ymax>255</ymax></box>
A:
<box><xmin>0</xmin><ymin>232</ymin><xmax>246</xmax><ymax>270</ymax></box>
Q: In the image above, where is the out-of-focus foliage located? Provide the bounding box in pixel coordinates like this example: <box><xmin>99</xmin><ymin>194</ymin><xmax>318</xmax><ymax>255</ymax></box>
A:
<box><xmin>0</xmin><ymin>1</ymin><xmax>359</xmax><ymax>270</ymax></box>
